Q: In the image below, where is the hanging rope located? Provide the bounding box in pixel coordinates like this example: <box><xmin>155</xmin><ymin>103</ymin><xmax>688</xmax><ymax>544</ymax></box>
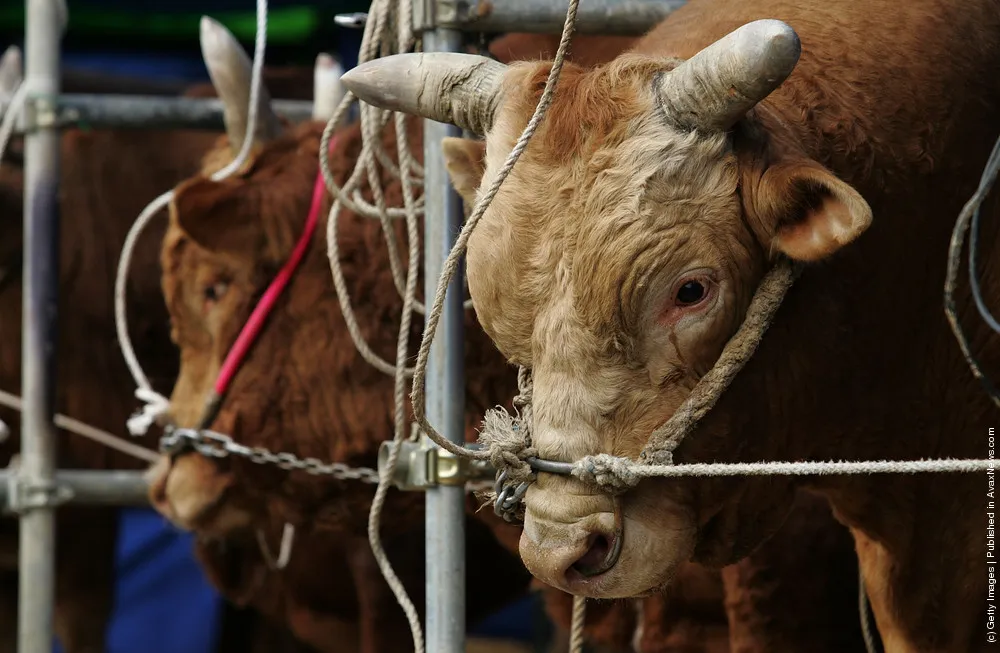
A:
<box><xmin>114</xmin><ymin>0</ymin><xmax>271</xmax><ymax>437</ymax></box>
<box><xmin>944</xmin><ymin>129</ymin><xmax>1000</xmax><ymax>408</ymax></box>
<box><xmin>569</xmin><ymin>595</ymin><xmax>587</xmax><ymax>653</ymax></box>
<box><xmin>315</xmin><ymin>0</ymin><xmax>585</xmax><ymax>649</ymax></box>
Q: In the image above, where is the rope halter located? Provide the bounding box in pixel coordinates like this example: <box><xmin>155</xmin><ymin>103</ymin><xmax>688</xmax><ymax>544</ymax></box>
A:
<box><xmin>481</xmin><ymin>259</ymin><xmax>801</xmax><ymax>522</ymax></box>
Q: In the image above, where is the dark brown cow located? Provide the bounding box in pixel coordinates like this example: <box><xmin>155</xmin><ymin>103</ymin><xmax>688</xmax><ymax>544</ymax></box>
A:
<box><xmin>0</xmin><ymin>46</ymin><xmax>334</xmax><ymax>653</ymax></box>
<box><xmin>343</xmin><ymin>0</ymin><xmax>1000</xmax><ymax>650</ymax></box>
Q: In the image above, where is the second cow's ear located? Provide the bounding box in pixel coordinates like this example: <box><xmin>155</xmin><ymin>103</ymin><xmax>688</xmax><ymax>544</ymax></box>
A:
<box><xmin>171</xmin><ymin>176</ymin><xmax>262</xmax><ymax>257</ymax></box>
<box><xmin>442</xmin><ymin>137</ymin><xmax>487</xmax><ymax>208</ymax></box>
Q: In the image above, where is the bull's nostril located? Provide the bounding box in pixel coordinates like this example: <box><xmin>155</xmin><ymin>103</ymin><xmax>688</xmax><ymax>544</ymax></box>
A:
<box><xmin>568</xmin><ymin>497</ymin><xmax>625</xmax><ymax>579</ymax></box>
<box><xmin>572</xmin><ymin>533</ymin><xmax>613</xmax><ymax>577</ymax></box>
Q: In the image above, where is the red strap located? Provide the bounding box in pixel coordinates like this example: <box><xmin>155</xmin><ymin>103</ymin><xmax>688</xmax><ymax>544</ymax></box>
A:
<box><xmin>212</xmin><ymin>138</ymin><xmax>335</xmax><ymax>397</ymax></box>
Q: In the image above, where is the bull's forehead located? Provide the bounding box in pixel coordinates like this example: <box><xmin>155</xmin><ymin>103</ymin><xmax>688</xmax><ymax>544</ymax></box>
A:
<box><xmin>466</xmin><ymin>74</ymin><xmax>740</xmax><ymax>366</ymax></box>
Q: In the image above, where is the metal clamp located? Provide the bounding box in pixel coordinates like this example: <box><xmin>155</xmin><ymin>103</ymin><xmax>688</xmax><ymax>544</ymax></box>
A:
<box><xmin>377</xmin><ymin>435</ymin><xmax>494</xmax><ymax>491</ymax></box>
<box><xmin>21</xmin><ymin>94</ymin><xmax>76</xmax><ymax>131</ymax></box>
<box><xmin>4</xmin><ymin>456</ymin><xmax>72</xmax><ymax>515</ymax></box>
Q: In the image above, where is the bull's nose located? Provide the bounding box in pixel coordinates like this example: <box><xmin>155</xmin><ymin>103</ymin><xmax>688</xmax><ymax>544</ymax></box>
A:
<box><xmin>518</xmin><ymin>505</ymin><xmax>623</xmax><ymax>589</ymax></box>
<box><xmin>145</xmin><ymin>456</ymin><xmax>174</xmax><ymax>518</ymax></box>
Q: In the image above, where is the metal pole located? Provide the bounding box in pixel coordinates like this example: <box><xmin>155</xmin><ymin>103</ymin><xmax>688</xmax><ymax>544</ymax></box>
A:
<box><xmin>351</xmin><ymin>0</ymin><xmax>684</xmax><ymax>34</ymax></box>
<box><xmin>9</xmin><ymin>94</ymin><xmax>315</xmax><ymax>132</ymax></box>
<box><xmin>0</xmin><ymin>471</ymin><xmax>150</xmax><ymax>507</ymax></box>
<box><xmin>423</xmin><ymin>27</ymin><xmax>467</xmax><ymax>653</ymax></box>
<box><xmin>435</xmin><ymin>0</ymin><xmax>683</xmax><ymax>34</ymax></box>
<box><xmin>19</xmin><ymin>0</ymin><xmax>62</xmax><ymax>650</ymax></box>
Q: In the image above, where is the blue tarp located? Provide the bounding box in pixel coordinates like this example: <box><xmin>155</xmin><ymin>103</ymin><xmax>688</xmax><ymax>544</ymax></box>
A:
<box><xmin>52</xmin><ymin>509</ymin><xmax>223</xmax><ymax>653</ymax></box>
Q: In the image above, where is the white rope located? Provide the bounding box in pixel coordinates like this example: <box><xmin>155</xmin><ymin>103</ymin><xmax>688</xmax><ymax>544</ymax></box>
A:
<box><xmin>0</xmin><ymin>389</ymin><xmax>159</xmax><ymax>463</ymax></box>
<box><xmin>317</xmin><ymin>1</ymin><xmax>427</xmax><ymax>649</ymax></box>
<box><xmin>569</xmin><ymin>595</ymin><xmax>586</xmax><ymax>653</ymax></box>
<box><xmin>114</xmin><ymin>0</ymin><xmax>270</xmax><ymax>436</ymax></box>
<box><xmin>567</xmin><ymin>455</ymin><xmax>996</xmax><ymax>490</ymax></box>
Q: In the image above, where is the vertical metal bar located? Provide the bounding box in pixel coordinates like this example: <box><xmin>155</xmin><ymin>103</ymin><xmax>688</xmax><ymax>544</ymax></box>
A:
<box><xmin>422</xmin><ymin>26</ymin><xmax>467</xmax><ymax>653</ymax></box>
<box><xmin>19</xmin><ymin>0</ymin><xmax>62</xmax><ymax>651</ymax></box>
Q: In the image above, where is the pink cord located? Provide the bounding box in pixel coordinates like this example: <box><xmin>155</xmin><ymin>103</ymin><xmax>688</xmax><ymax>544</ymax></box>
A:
<box><xmin>212</xmin><ymin>138</ymin><xmax>335</xmax><ymax>397</ymax></box>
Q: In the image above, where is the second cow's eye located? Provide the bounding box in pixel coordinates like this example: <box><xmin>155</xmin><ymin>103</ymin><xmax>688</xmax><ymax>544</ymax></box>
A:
<box><xmin>203</xmin><ymin>280</ymin><xmax>230</xmax><ymax>308</ymax></box>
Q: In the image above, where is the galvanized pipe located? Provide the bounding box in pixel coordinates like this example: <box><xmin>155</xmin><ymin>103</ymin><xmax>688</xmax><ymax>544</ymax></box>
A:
<box><xmin>19</xmin><ymin>0</ymin><xmax>62</xmax><ymax>650</ymax></box>
<box><xmin>12</xmin><ymin>94</ymin><xmax>314</xmax><ymax>132</ymax></box>
<box><xmin>428</xmin><ymin>0</ymin><xmax>684</xmax><ymax>34</ymax></box>
<box><xmin>423</xmin><ymin>27</ymin><xmax>468</xmax><ymax>653</ymax></box>
<box><xmin>0</xmin><ymin>471</ymin><xmax>150</xmax><ymax>506</ymax></box>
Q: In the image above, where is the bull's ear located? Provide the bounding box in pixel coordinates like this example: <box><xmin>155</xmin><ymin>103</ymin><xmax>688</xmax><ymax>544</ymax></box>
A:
<box><xmin>746</xmin><ymin>158</ymin><xmax>872</xmax><ymax>262</ymax></box>
<box><xmin>442</xmin><ymin>137</ymin><xmax>487</xmax><ymax>208</ymax></box>
<box><xmin>171</xmin><ymin>176</ymin><xmax>260</xmax><ymax>255</ymax></box>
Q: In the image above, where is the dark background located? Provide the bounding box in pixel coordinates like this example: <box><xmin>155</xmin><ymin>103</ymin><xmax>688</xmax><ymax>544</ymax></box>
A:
<box><xmin>0</xmin><ymin>0</ymin><xmax>370</xmax><ymax>89</ymax></box>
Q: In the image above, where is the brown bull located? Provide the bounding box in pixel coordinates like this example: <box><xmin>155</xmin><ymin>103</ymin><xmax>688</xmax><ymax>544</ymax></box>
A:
<box><xmin>0</xmin><ymin>43</ymin><xmax>334</xmax><ymax>653</ymax></box>
<box><xmin>342</xmin><ymin>0</ymin><xmax>1000</xmax><ymax>651</ymax></box>
<box><xmin>149</xmin><ymin>21</ymin><xmax>870</xmax><ymax>653</ymax></box>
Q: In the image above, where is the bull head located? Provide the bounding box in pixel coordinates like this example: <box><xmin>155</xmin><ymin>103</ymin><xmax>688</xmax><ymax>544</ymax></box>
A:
<box><xmin>339</xmin><ymin>19</ymin><xmax>801</xmax><ymax>135</ymax></box>
<box><xmin>332</xmin><ymin>17</ymin><xmax>875</xmax><ymax>601</ymax></box>
<box><xmin>312</xmin><ymin>53</ymin><xmax>346</xmax><ymax>123</ymax></box>
<box><xmin>199</xmin><ymin>16</ymin><xmax>282</xmax><ymax>155</ymax></box>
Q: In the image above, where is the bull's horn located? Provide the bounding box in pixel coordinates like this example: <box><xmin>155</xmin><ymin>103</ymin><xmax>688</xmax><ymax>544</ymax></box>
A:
<box><xmin>313</xmin><ymin>53</ymin><xmax>346</xmax><ymax>122</ymax></box>
<box><xmin>657</xmin><ymin>19</ymin><xmax>801</xmax><ymax>132</ymax></box>
<box><xmin>0</xmin><ymin>46</ymin><xmax>23</xmax><ymax>100</ymax></box>
<box><xmin>199</xmin><ymin>16</ymin><xmax>282</xmax><ymax>152</ymax></box>
<box><xmin>339</xmin><ymin>52</ymin><xmax>507</xmax><ymax>135</ymax></box>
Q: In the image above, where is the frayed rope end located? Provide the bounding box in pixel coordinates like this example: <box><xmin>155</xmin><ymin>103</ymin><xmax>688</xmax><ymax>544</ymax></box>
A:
<box><xmin>127</xmin><ymin>388</ymin><xmax>171</xmax><ymax>437</ymax></box>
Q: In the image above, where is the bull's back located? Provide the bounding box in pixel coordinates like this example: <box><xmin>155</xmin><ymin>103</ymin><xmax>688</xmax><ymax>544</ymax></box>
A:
<box><xmin>632</xmin><ymin>0</ymin><xmax>1000</xmax><ymax>188</ymax></box>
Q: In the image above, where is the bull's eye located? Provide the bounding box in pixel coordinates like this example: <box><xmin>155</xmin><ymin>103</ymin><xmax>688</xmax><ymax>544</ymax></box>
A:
<box><xmin>675</xmin><ymin>280</ymin><xmax>706</xmax><ymax>306</ymax></box>
<box><xmin>203</xmin><ymin>281</ymin><xmax>230</xmax><ymax>306</ymax></box>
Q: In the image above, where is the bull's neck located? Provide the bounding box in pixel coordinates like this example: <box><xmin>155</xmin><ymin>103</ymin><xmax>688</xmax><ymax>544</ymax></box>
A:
<box><xmin>691</xmin><ymin>79</ymin><xmax>1000</xmax><ymax>653</ymax></box>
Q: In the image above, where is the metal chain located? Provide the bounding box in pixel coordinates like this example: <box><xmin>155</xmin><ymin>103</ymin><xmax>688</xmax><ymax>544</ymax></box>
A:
<box><xmin>159</xmin><ymin>428</ymin><xmax>381</xmax><ymax>483</ymax></box>
<box><xmin>160</xmin><ymin>427</ymin><xmax>498</xmax><ymax>493</ymax></box>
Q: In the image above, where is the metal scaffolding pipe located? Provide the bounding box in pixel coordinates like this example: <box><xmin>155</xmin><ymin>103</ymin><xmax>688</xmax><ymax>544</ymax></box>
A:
<box><xmin>0</xmin><ymin>471</ymin><xmax>150</xmax><ymax>507</ymax></box>
<box><xmin>19</xmin><ymin>0</ymin><xmax>62</xmax><ymax>650</ymax></box>
<box><xmin>423</xmin><ymin>0</ymin><xmax>684</xmax><ymax>34</ymax></box>
<box><xmin>423</xmin><ymin>27</ymin><xmax>468</xmax><ymax>653</ymax></box>
<box><xmin>10</xmin><ymin>94</ymin><xmax>315</xmax><ymax>132</ymax></box>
